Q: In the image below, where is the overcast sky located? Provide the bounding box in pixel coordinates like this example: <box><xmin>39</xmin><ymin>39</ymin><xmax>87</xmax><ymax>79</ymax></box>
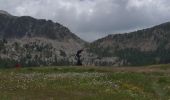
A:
<box><xmin>0</xmin><ymin>0</ymin><xmax>170</xmax><ymax>41</ymax></box>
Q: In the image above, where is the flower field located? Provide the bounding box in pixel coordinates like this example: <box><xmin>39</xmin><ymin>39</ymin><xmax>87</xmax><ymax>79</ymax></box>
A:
<box><xmin>0</xmin><ymin>65</ymin><xmax>170</xmax><ymax>100</ymax></box>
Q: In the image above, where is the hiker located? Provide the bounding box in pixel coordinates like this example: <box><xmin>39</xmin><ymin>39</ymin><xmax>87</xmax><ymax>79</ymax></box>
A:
<box><xmin>76</xmin><ymin>49</ymin><xmax>84</xmax><ymax>66</ymax></box>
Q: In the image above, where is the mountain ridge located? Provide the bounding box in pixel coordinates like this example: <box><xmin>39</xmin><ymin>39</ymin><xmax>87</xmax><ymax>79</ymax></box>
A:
<box><xmin>0</xmin><ymin>11</ymin><xmax>85</xmax><ymax>44</ymax></box>
<box><xmin>0</xmin><ymin>10</ymin><xmax>86</xmax><ymax>67</ymax></box>
<box><xmin>1</xmin><ymin>10</ymin><xmax>170</xmax><ymax>67</ymax></box>
<box><xmin>0</xmin><ymin>10</ymin><xmax>11</xmax><ymax>16</ymax></box>
<box><xmin>88</xmin><ymin>21</ymin><xmax>170</xmax><ymax>66</ymax></box>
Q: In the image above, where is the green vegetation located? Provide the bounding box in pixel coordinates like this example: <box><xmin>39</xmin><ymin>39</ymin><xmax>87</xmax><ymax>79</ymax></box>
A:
<box><xmin>89</xmin><ymin>43</ymin><xmax>170</xmax><ymax>66</ymax></box>
<box><xmin>115</xmin><ymin>48</ymin><xmax>155</xmax><ymax>66</ymax></box>
<box><xmin>115</xmin><ymin>48</ymin><xmax>170</xmax><ymax>66</ymax></box>
<box><xmin>0</xmin><ymin>65</ymin><xmax>170</xmax><ymax>100</ymax></box>
<box><xmin>0</xmin><ymin>58</ymin><xmax>17</xmax><ymax>68</ymax></box>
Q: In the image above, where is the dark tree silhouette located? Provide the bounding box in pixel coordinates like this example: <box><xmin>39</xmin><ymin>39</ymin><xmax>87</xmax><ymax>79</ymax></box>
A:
<box><xmin>76</xmin><ymin>49</ymin><xmax>84</xmax><ymax>66</ymax></box>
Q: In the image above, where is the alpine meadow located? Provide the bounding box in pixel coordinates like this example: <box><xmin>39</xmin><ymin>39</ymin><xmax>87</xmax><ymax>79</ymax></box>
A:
<box><xmin>0</xmin><ymin>0</ymin><xmax>170</xmax><ymax>100</ymax></box>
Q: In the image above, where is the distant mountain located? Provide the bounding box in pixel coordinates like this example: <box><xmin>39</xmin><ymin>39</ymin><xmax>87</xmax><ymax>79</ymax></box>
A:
<box><xmin>0</xmin><ymin>10</ymin><xmax>11</xmax><ymax>16</ymax></box>
<box><xmin>0</xmin><ymin>10</ymin><xmax>84</xmax><ymax>42</ymax></box>
<box><xmin>1</xmin><ymin>10</ymin><xmax>170</xmax><ymax>67</ymax></box>
<box><xmin>0</xmin><ymin>10</ymin><xmax>86</xmax><ymax>67</ymax></box>
<box><xmin>87</xmin><ymin>22</ymin><xmax>170</xmax><ymax>66</ymax></box>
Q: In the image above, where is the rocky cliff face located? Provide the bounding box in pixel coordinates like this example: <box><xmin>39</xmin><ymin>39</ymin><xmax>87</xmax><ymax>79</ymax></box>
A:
<box><xmin>0</xmin><ymin>10</ymin><xmax>86</xmax><ymax>67</ymax></box>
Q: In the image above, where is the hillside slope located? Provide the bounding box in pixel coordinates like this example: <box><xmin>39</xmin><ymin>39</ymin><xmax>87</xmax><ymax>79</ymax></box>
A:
<box><xmin>88</xmin><ymin>22</ymin><xmax>170</xmax><ymax>66</ymax></box>
<box><xmin>1</xmin><ymin>10</ymin><xmax>170</xmax><ymax>67</ymax></box>
<box><xmin>0</xmin><ymin>10</ymin><xmax>86</xmax><ymax>67</ymax></box>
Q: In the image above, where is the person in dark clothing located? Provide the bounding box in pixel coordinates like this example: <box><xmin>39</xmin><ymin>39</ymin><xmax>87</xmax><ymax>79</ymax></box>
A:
<box><xmin>76</xmin><ymin>49</ymin><xmax>84</xmax><ymax>66</ymax></box>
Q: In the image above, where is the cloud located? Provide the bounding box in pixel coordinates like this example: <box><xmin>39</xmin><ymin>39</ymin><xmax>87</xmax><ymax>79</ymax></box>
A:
<box><xmin>0</xmin><ymin>0</ymin><xmax>170</xmax><ymax>41</ymax></box>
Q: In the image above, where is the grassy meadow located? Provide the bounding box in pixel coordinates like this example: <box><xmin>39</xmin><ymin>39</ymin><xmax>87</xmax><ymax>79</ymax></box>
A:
<box><xmin>0</xmin><ymin>65</ymin><xmax>170</xmax><ymax>100</ymax></box>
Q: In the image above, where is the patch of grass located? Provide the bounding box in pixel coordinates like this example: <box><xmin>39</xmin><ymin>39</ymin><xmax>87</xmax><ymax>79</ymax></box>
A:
<box><xmin>0</xmin><ymin>65</ymin><xmax>170</xmax><ymax>100</ymax></box>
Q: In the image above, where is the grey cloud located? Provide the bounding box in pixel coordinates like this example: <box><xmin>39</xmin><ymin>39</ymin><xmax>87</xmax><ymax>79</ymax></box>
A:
<box><xmin>0</xmin><ymin>0</ymin><xmax>170</xmax><ymax>41</ymax></box>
